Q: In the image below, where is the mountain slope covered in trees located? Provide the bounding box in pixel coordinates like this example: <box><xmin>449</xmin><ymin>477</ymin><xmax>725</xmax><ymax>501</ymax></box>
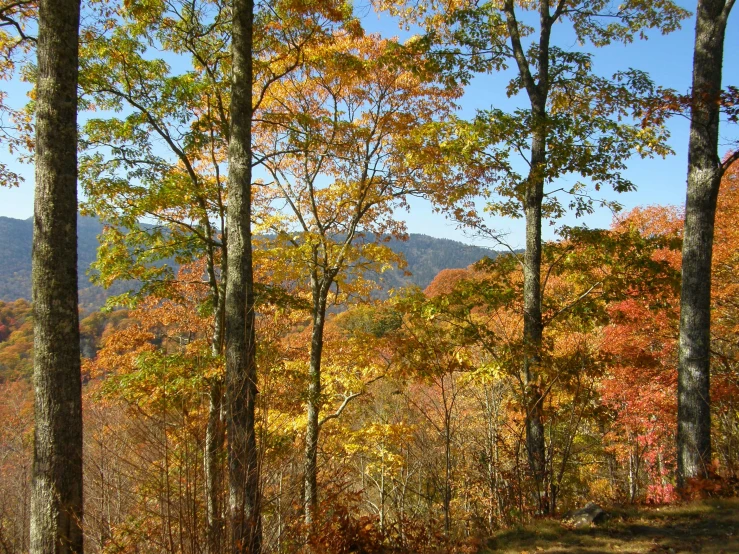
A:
<box><xmin>0</xmin><ymin>215</ymin><xmax>496</xmax><ymax>306</ymax></box>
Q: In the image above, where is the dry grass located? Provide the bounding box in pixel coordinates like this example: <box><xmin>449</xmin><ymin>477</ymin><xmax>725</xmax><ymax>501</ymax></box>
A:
<box><xmin>480</xmin><ymin>498</ymin><xmax>739</xmax><ymax>554</ymax></box>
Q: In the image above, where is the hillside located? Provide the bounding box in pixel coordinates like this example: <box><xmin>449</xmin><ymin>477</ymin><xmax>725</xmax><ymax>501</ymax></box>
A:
<box><xmin>0</xmin><ymin>216</ymin><xmax>128</xmax><ymax>310</ymax></box>
<box><xmin>382</xmin><ymin>233</ymin><xmax>498</xmax><ymax>291</ymax></box>
<box><xmin>0</xmin><ymin>215</ymin><xmax>496</xmax><ymax>307</ymax></box>
<box><xmin>480</xmin><ymin>499</ymin><xmax>739</xmax><ymax>554</ymax></box>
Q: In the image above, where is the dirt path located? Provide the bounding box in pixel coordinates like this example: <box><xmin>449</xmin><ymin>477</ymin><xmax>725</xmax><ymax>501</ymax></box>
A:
<box><xmin>482</xmin><ymin>499</ymin><xmax>739</xmax><ymax>553</ymax></box>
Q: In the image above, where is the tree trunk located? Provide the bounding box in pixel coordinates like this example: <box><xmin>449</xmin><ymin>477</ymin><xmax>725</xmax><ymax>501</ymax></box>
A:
<box><xmin>304</xmin><ymin>278</ymin><xmax>329</xmax><ymax>529</ymax></box>
<box><xmin>206</xmin><ymin>255</ymin><xmax>226</xmax><ymax>554</ymax></box>
<box><xmin>205</xmin><ymin>380</ymin><xmax>225</xmax><ymax>554</ymax></box>
<box><xmin>522</xmin><ymin>119</ymin><xmax>547</xmax><ymax>513</ymax></box>
<box><xmin>30</xmin><ymin>1</ymin><xmax>84</xmax><ymax>553</ymax></box>
<box><xmin>677</xmin><ymin>0</ymin><xmax>734</xmax><ymax>489</ymax></box>
<box><xmin>503</xmin><ymin>0</ymin><xmax>551</xmax><ymax>512</ymax></box>
<box><xmin>443</xmin><ymin>414</ymin><xmax>452</xmax><ymax>536</ymax></box>
<box><xmin>225</xmin><ymin>0</ymin><xmax>261</xmax><ymax>551</ymax></box>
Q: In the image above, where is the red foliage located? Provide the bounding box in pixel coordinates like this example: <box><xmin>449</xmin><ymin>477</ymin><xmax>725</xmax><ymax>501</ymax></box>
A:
<box><xmin>600</xmin><ymin>206</ymin><xmax>683</xmax><ymax>503</ymax></box>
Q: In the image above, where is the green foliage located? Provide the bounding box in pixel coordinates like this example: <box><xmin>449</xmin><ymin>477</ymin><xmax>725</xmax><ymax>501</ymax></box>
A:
<box><xmin>335</xmin><ymin>304</ymin><xmax>402</xmax><ymax>338</ymax></box>
<box><xmin>102</xmin><ymin>351</ymin><xmax>208</xmax><ymax>410</ymax></box>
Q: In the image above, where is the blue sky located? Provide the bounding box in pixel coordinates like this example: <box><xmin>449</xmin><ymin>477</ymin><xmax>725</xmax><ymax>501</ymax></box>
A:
<box><xmin>1</xmin><ymin>0</ymin><xmax>737</xmax><ymax>248</ymax></box>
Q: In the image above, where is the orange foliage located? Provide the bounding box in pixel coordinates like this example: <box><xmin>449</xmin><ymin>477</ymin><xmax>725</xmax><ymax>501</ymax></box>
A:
<box><xmin>0</xmin><ymin>299</ymin><xmax>33</xmax><ymax>379</ymax></box>
<box><xmin>424</xmin><ymin>267</ymin><xmax>475</xmax><ymax>298</ymax></box>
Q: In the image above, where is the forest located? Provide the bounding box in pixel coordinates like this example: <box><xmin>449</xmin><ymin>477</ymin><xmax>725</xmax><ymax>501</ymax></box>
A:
<box><xmin>0</xmin><ymin>0</ymin><xmax>737</xmax><ymax>553</ymax></box>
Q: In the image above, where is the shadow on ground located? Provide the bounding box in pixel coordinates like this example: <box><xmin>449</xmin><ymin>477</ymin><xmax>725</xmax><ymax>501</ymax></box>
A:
<box><xmin>482</xmin><ymin>498</ymin><xmax>739</xmax><ymax>553</ymax></box>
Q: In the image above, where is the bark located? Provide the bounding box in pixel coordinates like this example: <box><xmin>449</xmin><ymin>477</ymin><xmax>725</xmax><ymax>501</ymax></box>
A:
<box><xmin>205</xmin><ymin>380</ymin><xmax>224</xmax><ymax>554</ymax></box>
<box><xmin>443</xmin><ymin>412</ymin><xmax>452</xmax><ymax>536</ymax></box>
<box><xmin>225</xmin><ymin>0</ymin><xmax>261</xmax><ymax>551</ymax></box>
<box><xmin>503</xmin><ymin>0</ymin><xmax>551</xmax><ymax>512</ymax></box>
<box><xmin>677</xmin><ymin>0</ymin><xmax>734</xmax><ymax>489</ymax></box>
<box><xmin>522</xmin><ymin>126</ymin><xmax>547</xmax><ymax>509</ymax></box>
<box><xmin>206</xmin><ymin>252</ymin><xmax>226</xmax><ymax>554</ymax></box>
<box><xmin>303</xmin><ymin>275</ymin><xmax>330</xmax><ymax>528</ymax></box>
<box><xmin>30</xmin><ymin>0</ymin><xmax>84</xmax><ymax>552</ymax></box>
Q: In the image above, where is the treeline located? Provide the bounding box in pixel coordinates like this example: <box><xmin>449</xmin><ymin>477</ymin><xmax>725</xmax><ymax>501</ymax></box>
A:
<box><xmin>0</xmin><ymin>214</ymin><xmax>494</xmax><ymax>307</ymax></box>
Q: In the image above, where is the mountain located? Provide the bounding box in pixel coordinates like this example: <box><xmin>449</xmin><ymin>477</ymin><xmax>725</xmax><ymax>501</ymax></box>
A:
<box><xmin>381</xmin><ymin>234</ymin><xmax>497</xmax><ymax>291</ymax></box>
<box><xmin>0</xmin><ymin>215</ymin><xmax>497</xmax><ymax>308</ymax></box>
<box><xmin>0</xmin><ymin>216</ymin><xmax>131</xmax><ymax>310</ymax></box>
<box><xmin>0</xmin><ymin>216</ymin><xmax>33</xmax><ymax>302</ymax></box>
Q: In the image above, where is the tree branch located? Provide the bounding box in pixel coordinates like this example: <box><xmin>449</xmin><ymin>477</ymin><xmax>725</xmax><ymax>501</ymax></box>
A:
<box><xmin>318</xmin><ymin>373</ymin><xmax>385</xmax><ymax>428</ymax></box>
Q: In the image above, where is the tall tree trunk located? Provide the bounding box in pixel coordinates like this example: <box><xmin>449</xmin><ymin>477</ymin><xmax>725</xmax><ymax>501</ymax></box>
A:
<box><xmin>677</xmin><ymin>0</ymin><xmax>734</xmax><ymax>489</ymax></box>
<box><xmin>225</xmin><ymin>0</ymin><xmax>261</xmax><ymax>551</ymax></box>
<box><xmin>30</xmin><ymin>0</ymin><xmax>83</xmax><ymax>552</ymax></box>
<box><xmin>304</xmin><ymin>278</ymin><xmax>329</xmax><ymax>529</ymax></box>
<box><xmin>503</xmin><ymin>0</ymin><xmax>551</xmax><ymax>512</ymax></box>
<box><xmin>522</xmin><ymin>116</ymin><xmax>547</xmax><ymax>513</ymax></box>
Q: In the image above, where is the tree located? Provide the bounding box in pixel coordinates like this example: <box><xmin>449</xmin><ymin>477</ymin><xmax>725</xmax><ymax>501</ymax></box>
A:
<box><xmin>258</xmin><ymin>31</ymin><xmax>461</xmax><ymax>527</ymax></box>
<box><xmin>80</xmin><ymin>3</ymin><xmax>235</xmax><ymax>548</ymax></box>
<box><xmin>225</xmin><ymin>0</ymin><xmax>261</xmax><ymax>550</ymax></box>
<box><xmin>0</xmin><ymin>299</ymin><xmax>33</xmax><ymax>379</ymax></box>
<box><xmin>677</xmin><ymin>0</ymin><xmax>737</xmax><ymax>489</ymax></box>
<box><xmin>378</xmin><ymin>0</ymin><xmax>686</xmax><ymax>512</ymax></box>
<box><xmin>412</xmin><ymin>216</ymin><xmax>682</xmax><ymax>512</ymax></box>
<box><xmin>390</xmin><ymin>289</ymin><xmax>477</xmax><ymax>535</ymax></box>
<box><xmin>0</xmin><ymin>379</ymin><xmax>33</xmax><ymax>553</ymax></box>
<box><xmin>84</xmin><ymin>266</ymin><xmax>222</xmax><ymax>553</ymax></box>
<box><xmin>30</xmin><ymin>0</ymin><xmax>84</xmax><ymax>552</ymax></box>
<box><xmin>600</xmin><ymin>206</ymin><xmax>683</xmax><ymax>503</ymax></box>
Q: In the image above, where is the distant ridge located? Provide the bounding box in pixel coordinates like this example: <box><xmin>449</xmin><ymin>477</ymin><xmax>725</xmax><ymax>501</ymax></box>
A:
<box><xmin>381</xmin><ymin>234</ymin><xmax>498</xmax><ymax>291</ymax></box>
<box><xmin>0</xmin><ymin>216</ymin><xmax>118</xmax><ymax>310</ymax></box>
<box><xmin>0</xmin><ymin>215</ymin><xmax>497</xmax><ymax>308</ymax></box>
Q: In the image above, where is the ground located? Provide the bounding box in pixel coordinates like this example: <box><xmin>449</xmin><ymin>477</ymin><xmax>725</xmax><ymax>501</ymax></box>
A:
<box><xmin>481</xmin><ymin>498</ymin><xmax>739</xmax><ymax>554</ymax></box>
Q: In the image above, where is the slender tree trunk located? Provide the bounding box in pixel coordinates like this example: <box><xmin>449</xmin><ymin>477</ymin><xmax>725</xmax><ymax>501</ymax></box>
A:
<box><xmin>379</xmin><ymin>446</ymin><xmax>386</xmax><ymax>533</ymax></box>
<box><xmin>522</xmin><ymin>120</ymin><xmax>547</xmax><ymax>512</ymax></box>
<box><xmin>304</xmin><ymin>278</ymin><xmax>329</xmax><ymax>528</ymax></box>
<box><xmin>205</xmin><ymin>380</ymin><xmax>225</xmax><ymax>554</ymax></box>
<box><xmin>677</xmin><ymin>0</ymin><xmax>734</xmax><ymax>489</ymax></box>
<box><xmin>225</xmin><ymin>0</ymin><xmax>261</xmax><ymax>551</ymax></box>
<box><xmin>503</xmin><ymin>0</ymin><xmax>551</xmax><ymax>512</ymax></box>
<box><xmin>443</xmin><ymin>414</ymin><xmax>452</xmax><ymax>536</ymax></box>
<box><xmin>30</xmin><ymin>1</ymin><xmax>83</xmax><ymax>552</ymax></box>
<box><xmin>206</xmin><ymin>261</ymin><xmax>226</xmax><ymax>554</ymax></box>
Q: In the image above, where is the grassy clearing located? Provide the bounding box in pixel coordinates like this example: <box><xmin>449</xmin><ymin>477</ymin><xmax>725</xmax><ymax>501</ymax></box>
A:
<box><xmin>480</xmin><ymin>498</ymin><xmax>739</xmax><ymax>553</ymax></box>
